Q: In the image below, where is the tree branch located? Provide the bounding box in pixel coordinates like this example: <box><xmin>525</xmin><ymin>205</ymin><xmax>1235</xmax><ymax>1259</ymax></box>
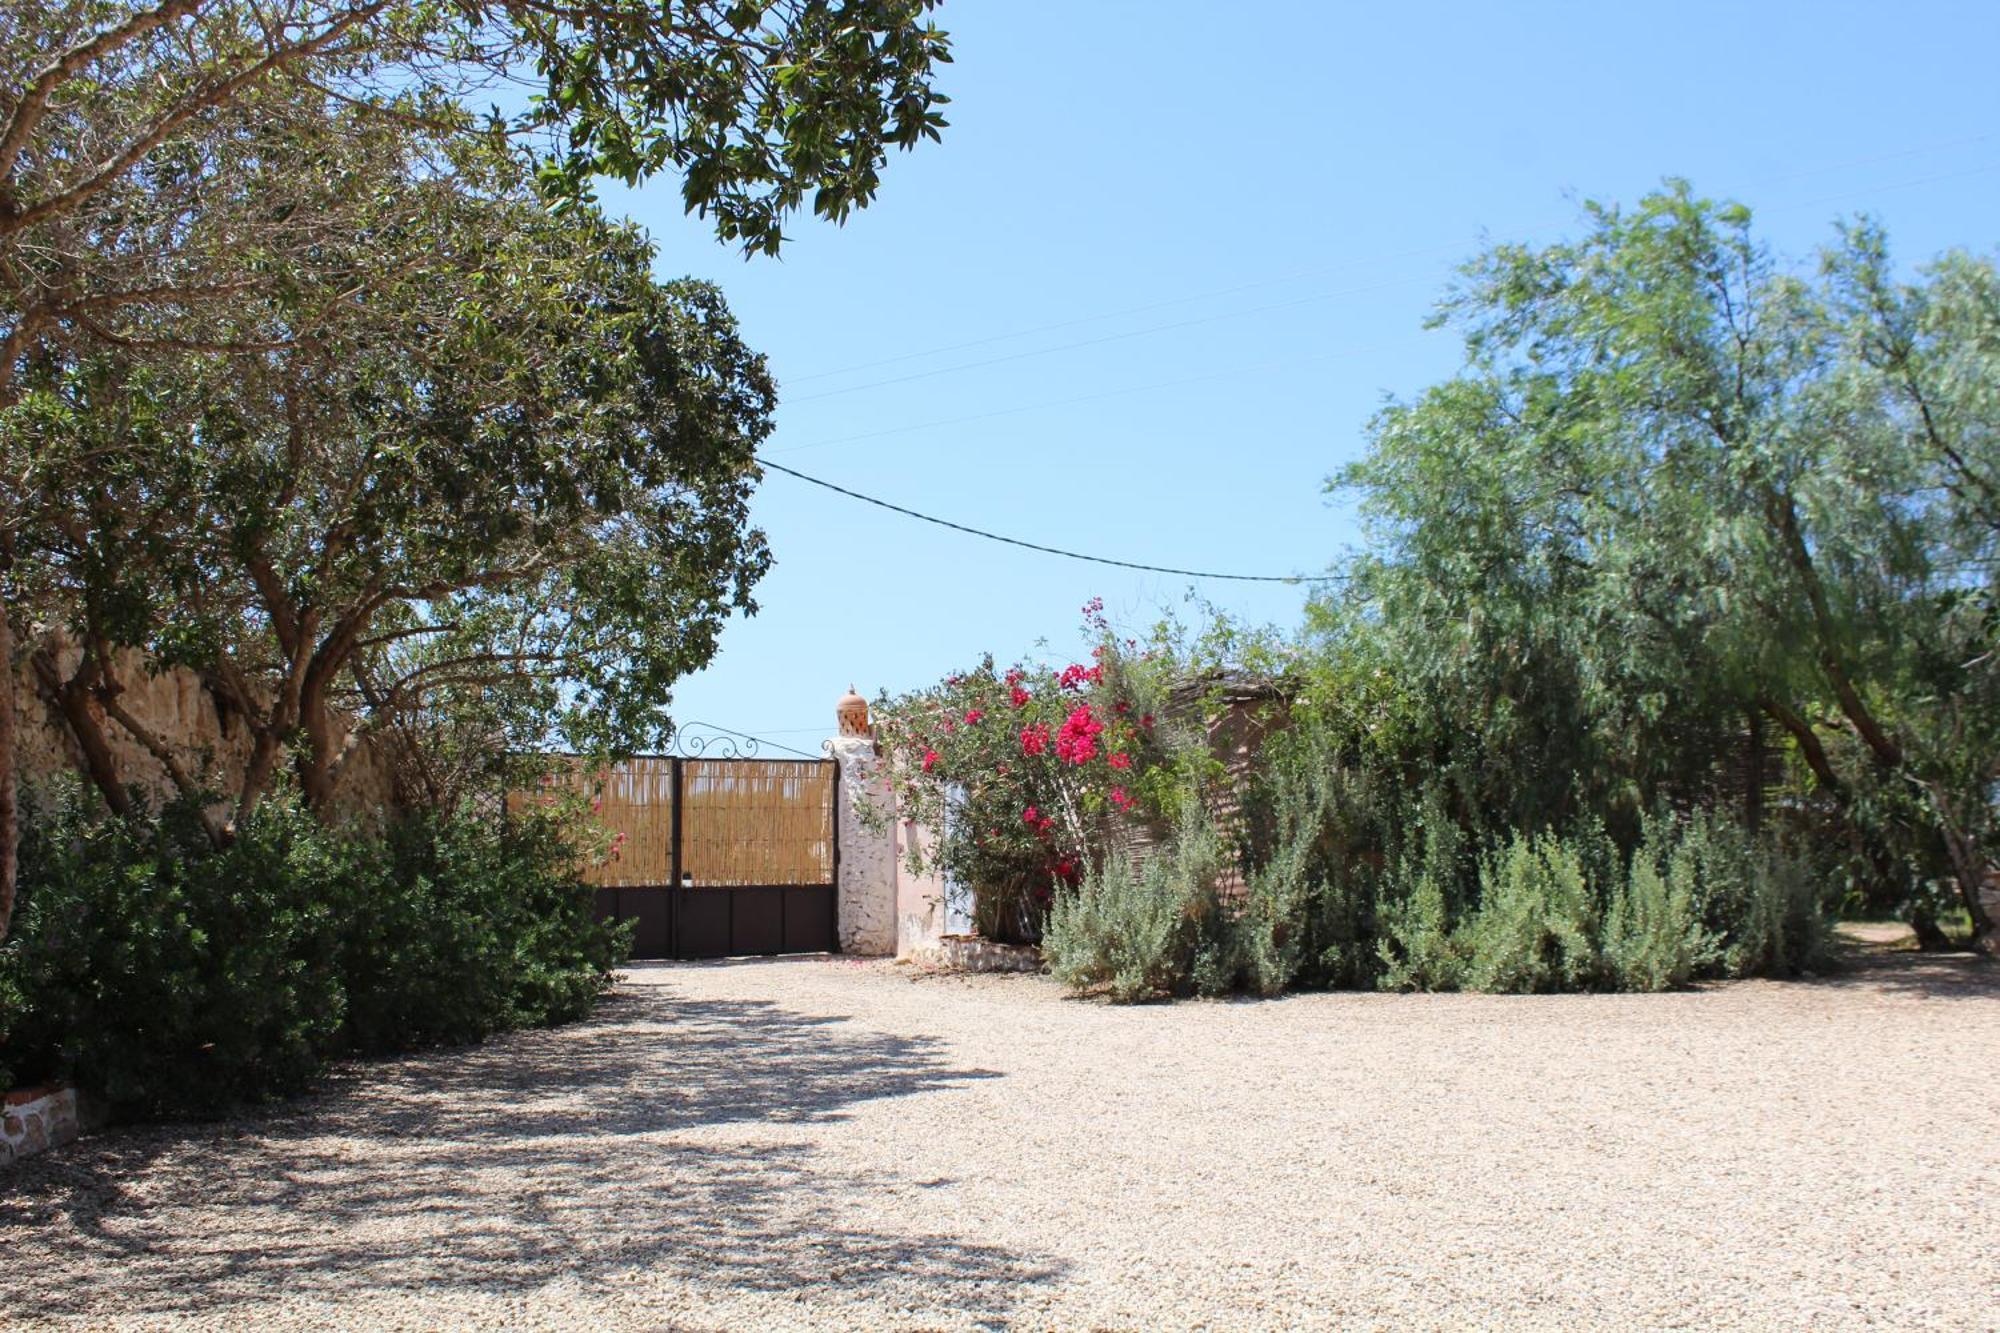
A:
<box><xmin>0</xmin><ymin>0</ymin><xmax>207</xmax><ymax>188</ymax></box>
<box><xmin>0</xmin><ymin>0</ymin><xmax>392</xmax><ymax>240</ymax></box>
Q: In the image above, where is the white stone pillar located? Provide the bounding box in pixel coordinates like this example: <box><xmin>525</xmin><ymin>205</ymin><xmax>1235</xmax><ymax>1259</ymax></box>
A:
<box><xmin>829</xmin><ymin>729</ymin><xmax>897</xmax><ymax>957</ymax></box>
<box><xmin>892</xmin><ymin>811</ymin><xmax>950</xmax><ymax>957</ymax></box>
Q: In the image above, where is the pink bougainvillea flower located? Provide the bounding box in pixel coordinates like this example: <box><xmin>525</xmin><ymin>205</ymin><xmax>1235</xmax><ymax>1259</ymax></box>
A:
<box><xmin>1010</xmin><ymin>685</ymin><xmax>1031</xmax><ymax>708</ymax></box>
<box><xmin>1020</xmin><ymin>723</ymin><xmax>1051</xmax><ymax>757</ymax></box>
<box><xmin>1054</xmin><ymin>703</ymin><xmax>1104</xmax><ymax>765</ymax></box>
<box><xmin>1141</xmin><ymin>713</ymin><xmax>1155</xmax><ymax>729</ymax></box>
<box><xmin>1113</xmin><ymin>700</ymin><xmax>1130</xmax><ymax>715</ymax></box>
<box><xmin>1004</xmin><ymin>668</ymin><xmax>1025</xmax><ymax>687</ymax></box>
<box><xmin>1108</xmin><ymin>752</ymin><xmax>1131</xmax><ymax>770</ymax></box>
<box><xmin>1022</xmin><ymin>805</ymin><xmax>1040</xmax><ymax>824</ymax></box>
<box><xmin>922</xmin><ymin>749</ymin><xmax>939</xmax><ymax>772</ymax></box>
<box><xmin>964</xmin><ymin>708</ymin><xmax>984</xmax><ymax>725</ymax></box>
<box><xmin>1109</xmin><ymin>786</ymin><xmax>1133</xmax><ymax>810</ymax></box>
<box><xmin>1056</xmin><ymin>662</ymin><xmax>1105</xmax><ymax>691</ymax></box>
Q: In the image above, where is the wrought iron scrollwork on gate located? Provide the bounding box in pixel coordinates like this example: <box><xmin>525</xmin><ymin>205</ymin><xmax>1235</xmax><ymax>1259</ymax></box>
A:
<box><xmin>667</xmin><ymin>722</ymin><xmax>760</xmax><ymax>759</ymax></box>
<box><xmin>665</xmin><ymin>721</ymin><xmax>823</xmax><ymax>761</ymax></box>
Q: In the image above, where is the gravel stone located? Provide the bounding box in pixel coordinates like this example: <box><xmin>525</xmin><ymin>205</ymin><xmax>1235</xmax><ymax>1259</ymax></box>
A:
<box><xmin>3</xmin><ymin>949</ymin><xmax>1997</xmax><ymax>1330</ymax></box>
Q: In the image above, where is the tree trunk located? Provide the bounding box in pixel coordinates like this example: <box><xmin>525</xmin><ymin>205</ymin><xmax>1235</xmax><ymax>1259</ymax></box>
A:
<box><xmin>0</xmin><ymin>593</ymin><xmax>16</xmax><ymax>942</ymax></box>
<box><xmin>1909</xmin><ymin>908</ymin><xmax>1952</xmax><ymax>951</ymax></box>
<box><xmin>1976</xmin><ymin>877</ymin><xmax>2000</xmax><ymax>957</ymax></box>
<box><xmin>1925</xmin><ymin>783</ymin><xmax>1997</xmax><ymax>954</ymax></box>
<box><xmin>296</xmin><ymin>672</ymin><xmax>339</xmax><ymax>812</ymax></box>
<box><xmin>31</xmin><ymin>644</ymin><xmax>133</xmax><ymax>818</ymax></box>
<box><xmin>1742</xmin><ymin>709</ymin><xmax>1765</xmax><ymax>834</ymax></box>
<box><xmin>234</xmin><ymin>727</ymin><xmax>284</xmax><ymax>833</ymax></box>
<box><xmin>1766</xmin><ymin>491</ymin><xmax>1907</xmax><ymax>771</ymax></box>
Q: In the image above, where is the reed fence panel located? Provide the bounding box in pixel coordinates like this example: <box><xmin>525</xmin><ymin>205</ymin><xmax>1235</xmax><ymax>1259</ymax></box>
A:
<box><xmin>681</xmin><ymin>759</ymin><xmax>834</xmax><ymax>886</ymax></box>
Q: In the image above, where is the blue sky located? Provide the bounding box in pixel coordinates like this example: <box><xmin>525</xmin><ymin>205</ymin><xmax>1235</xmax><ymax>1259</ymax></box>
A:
<box><xmin>599</xmin><ymin>0</ymin><xmax>2000</xmax><ymax>753</ymax></box>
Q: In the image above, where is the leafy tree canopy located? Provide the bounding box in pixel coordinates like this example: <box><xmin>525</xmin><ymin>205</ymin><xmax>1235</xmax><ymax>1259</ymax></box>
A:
<box><xmin>13</xmin><ymin>126</ymin><xmax>776</xmax><ymax>827</ymax></box>
<box><xmin>1321</xmin><ymin>182</ymin><xmax>2000</xmax><ymax>947</ymax></box>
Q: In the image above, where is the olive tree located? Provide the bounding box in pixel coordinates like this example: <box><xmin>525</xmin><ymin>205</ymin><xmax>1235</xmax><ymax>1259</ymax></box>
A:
<box><xmin>0</xmin><ymin>0</ymin><xmax>951</xmax><ymax>935</ymax></box>
<box><xmin>14</xmin><ymin>138</ymin><xmax>775</xmax><ymax>835</ymax></box>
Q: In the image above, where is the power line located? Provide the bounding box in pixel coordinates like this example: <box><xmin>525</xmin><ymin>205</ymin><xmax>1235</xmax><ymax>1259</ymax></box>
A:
<box><xmin>757</xmin><ymin>457</ymin><xmax>1339</xmax><ymax>585</ymax></box>
<box><xmin>754</xmin><ymin>154</ymin><xmax>1999</xmax><ymax>590</ymax></box>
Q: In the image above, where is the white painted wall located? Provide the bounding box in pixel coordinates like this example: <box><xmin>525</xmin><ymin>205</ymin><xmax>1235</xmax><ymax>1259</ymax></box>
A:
<box><xmin>828</xmin><ymin>734</ymin><xmax>897</xmax><ymax>955</ymax></box>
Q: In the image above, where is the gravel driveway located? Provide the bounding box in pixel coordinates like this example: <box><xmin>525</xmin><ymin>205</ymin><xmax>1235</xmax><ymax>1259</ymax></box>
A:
<box><xmin>4</xmin><ymin>949</ymin><xmax>1998</xmax><ymax>1330</ymax></box>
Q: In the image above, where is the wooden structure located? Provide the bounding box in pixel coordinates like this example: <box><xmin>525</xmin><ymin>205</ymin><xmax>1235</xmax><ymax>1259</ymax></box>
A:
<box><xmin>528</xmin><ymin>755</ymin><xmax>839</xmax><ymax>960</ymax></box>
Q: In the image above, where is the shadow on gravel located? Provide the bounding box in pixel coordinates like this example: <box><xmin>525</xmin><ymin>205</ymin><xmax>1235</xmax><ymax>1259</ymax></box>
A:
<box><xmin>1</xmin><ymin>982</ymin><xmax>1054</xmax><ymax>1324</ymax></box>
<box><xmin>1819</xmin><ymin>946</ymin><xmax>2000</xmax><ymax>1002</ymax></box>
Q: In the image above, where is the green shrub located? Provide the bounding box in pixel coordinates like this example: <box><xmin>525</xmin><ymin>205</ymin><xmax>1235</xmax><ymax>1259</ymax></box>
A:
<box><xmin>1</xmin><ymin>782</ymin><xmax>624</xmax><ymax>1117</ymax></box>
<box><xmin>2</xmin><ymin>786</ymin><xmax>347</xmax><ymax>1115</ymax></box>
<box><xmin>1245</xmin><ymin>761</ymin><xmax>1382</xmax><ymax>992</ymax></box>
<box><xmin>1456</xmin><ymin>832</ymin><xmax>1603</xmax><ymax>993</ymax></box>
<box><xmin>1601</xmin><ymin>816</ymin><xmax>1719</xmax><ymax>991</ymax></box>
<box><xmin>337</xmin><ymin>805</ymin><xmax>627</xmax><ymax>1052</ymax></box>
<box><xmin>1228</xmin><ymin>841</ymin><xmax>1310</xmax><ymax>997</ymax></box>
<box><xmin>1375</xmin><ymin>798</ymin><xmax>1470</xmax><ymax>992</ymax></box>
<box><xmin>1671</xmin><ymin>815</ymin><xmax>1832</xmax><ymax>977</ymax></box>
<box><xmin>1043</xmin><ymin>806</ymin><xmax>1223</xmax><ymax>1002</ymax></box>
<box><xmin>1047</xmin><ymin>785</ymin><xmax>1384</xmax><ymax>1003</ymax></box>
<box><xmin>1042</xmin><ymin>794</ymin><xmax>1839</xmax><ymax>1003</ymax></box>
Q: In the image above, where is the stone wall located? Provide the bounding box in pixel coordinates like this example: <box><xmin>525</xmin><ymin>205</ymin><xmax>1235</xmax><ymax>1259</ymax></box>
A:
<box><xmin>12</xmin><ymin>635</ymin><xmax>395</xmax><ymax>819</ymax></box>
<box><xmin>892</xmin><ymin>812</ymin><xmax>951</xmax><ymax>958</ymax></box>
<box><xmin>0</xmin><ymin>1084</ymin><xmax>80</xmax><ymax>1169</ymax></box>
<box><xmin>826</xmin><ymin>723</ymin><xmax>957</xmax><ymax>959</ymax></box>
<box><xmin>830</xmin><ymin>735</ymin><xmax>897</xmax><ymax>955</ymax></box>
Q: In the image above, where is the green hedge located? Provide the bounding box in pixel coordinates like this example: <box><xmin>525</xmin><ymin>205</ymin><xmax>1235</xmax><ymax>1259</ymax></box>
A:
<box><xmin>1045</xmin><ymin>801</ymin><xmax>1833</xmax><ymax>1003</ymax></box>
<box><xmin>0</xmin><ymin>784</ymin><xmax>626</xmax><ymax>1118</ymax></box>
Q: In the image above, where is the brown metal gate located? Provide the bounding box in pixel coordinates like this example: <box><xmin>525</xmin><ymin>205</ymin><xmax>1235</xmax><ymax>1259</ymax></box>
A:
<box><xmin>550</xmin><ymin>756</ymin><xmax>839</xmax><ymax>960</ymax></box>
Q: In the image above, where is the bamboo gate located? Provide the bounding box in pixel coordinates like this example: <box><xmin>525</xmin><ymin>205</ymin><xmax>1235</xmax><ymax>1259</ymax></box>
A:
<box><xmin>523</xmin><ymin>755</ymin><xmax>839</xmax><ymax>960</ymax></box>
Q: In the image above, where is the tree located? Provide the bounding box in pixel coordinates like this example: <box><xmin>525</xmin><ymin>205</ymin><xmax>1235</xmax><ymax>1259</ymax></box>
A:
<box><xmin>13</xmin><ymin>135</ymin><xmax>776</xmax><ymax>836</ymax></box>
<box><xmin>1328</xmin><ymin>183</ymin><xmax>1999</xmax><ymax>950</ymax></box>
<box><xmin>0</xmin><ymin>0</ymin><xmax>952</xmax><ymax>936</ymax></box>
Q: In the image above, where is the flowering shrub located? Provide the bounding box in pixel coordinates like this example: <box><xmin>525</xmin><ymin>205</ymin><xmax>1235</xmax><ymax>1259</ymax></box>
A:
<box><xmin>873</xmin><ymin>601</ymin><xmax>1171</xmax><ymax>943</ymax></box>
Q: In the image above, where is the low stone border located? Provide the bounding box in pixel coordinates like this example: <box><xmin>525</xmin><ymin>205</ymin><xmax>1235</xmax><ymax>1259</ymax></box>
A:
<box><xmin>925</xmin><ymin>934</ymin><xmax>1044</xmax><ymax>974</ymax></box>
<box><xmin>2</xmin><ymin>1083</ymin><xmax>81</xmax><ymax>1169</ymax></box>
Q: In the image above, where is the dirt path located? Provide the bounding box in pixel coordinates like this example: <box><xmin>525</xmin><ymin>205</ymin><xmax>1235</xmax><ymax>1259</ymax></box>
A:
<box><xmin>4</xmin><ymin>950</ymin><xmax>1998</xmax><ymax>1330</ymax></box>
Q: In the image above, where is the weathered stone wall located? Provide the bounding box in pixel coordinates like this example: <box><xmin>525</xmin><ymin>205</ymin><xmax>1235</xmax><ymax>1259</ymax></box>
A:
<box><xmin>12</xmin><ymin>636</ymin><xmax>396</xmax><ymax>820</ymax></box>
<box><xmin>826</xmin><ymin>727</ymin><xmax>956</xmax><ymax>959</ymax></box>
<box><xmin>829</xmin><ymin>734</ymin><xmax>897</xmax><ymax>955</ymax></box>
<box><xmin>0</xmin><ymin>1084</ymin><xmax>80</xmax><ymax>1169</ymax></box>
<box><xmin>915</xmin><ymin>934</ymin><xmax>1041</xmax><ymax>973</ymax></box>
<box><xmin>893</xmin><ymin>813</ymin><xmax>951</xmax><ymax>958</ymax></box>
